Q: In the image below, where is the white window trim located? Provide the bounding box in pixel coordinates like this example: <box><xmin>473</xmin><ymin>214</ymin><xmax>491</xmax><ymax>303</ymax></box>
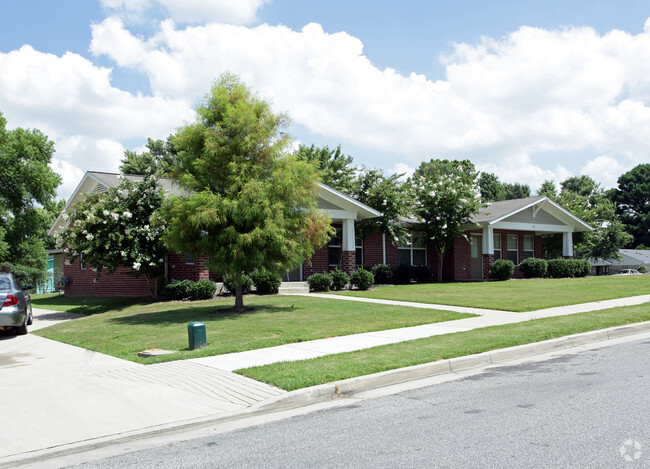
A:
<box><xmin>493</xmin><ymin>233</ymin><xmax>502</xmax><ymax>260</ymax></box>
<box><xmin>523</xmin><ymin>235</ymin><xmax>534</xmax><ymax>259</ymax></box>
<box><xmin>398</xmin><ymin>233</ymin><xmax>427</xmax><ymax>266</ymax></box>
<box><xmin>507</xmin><ymin>234</ymin><xmax>519</xmax><ymax>265</ymax></box>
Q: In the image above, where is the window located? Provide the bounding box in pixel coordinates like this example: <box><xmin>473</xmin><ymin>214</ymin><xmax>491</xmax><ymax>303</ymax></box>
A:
<box><xmin>507</xmin><ymin>235</ymin><xmax>518</xmax><ymax>264</ymax></box>
<box><xmin>328</xmin><ymin>227</ymin><xmax>342</xmax><ymax>268</ymax></box>
<box><xmin>523</xmin><ymin>235</ymin><xmax>534</xmax><ymax>260</ymax></box>
<box><xmin>398</xmin><ymin>232</ymin><xmax>426</xmax><ymax>266</ymax></box>
<box><xmin>493</xmin><ymin>233</ymin><xmax>502</xmax><ymax>260</ymax></box>
<box><xmin>355</xmin><ymin>235</ymin><xmax>363</xmax><ymax>267</ymax></box>
<box><xmin>185</xmin><ymin>253</ymin><xmax>195</xmax><ymax>265</ymax></box>
<box><xmin>80</xmin><ymin>252</ymin><xmax>86</xmax><ymax>270</ymax></box>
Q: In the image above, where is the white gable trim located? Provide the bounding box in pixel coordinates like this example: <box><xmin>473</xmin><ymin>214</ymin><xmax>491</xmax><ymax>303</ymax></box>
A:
<box><xmin>488</xmin><ymin>197</ymin><xmax>591</xmax><ymax>232</ymax></box>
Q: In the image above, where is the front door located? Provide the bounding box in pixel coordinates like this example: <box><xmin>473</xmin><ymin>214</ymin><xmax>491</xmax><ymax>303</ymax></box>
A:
<box><xmin>470</xmin><ymin>235</ymin><xmax>482</xmax><ymax>280</ymax></box>
<box><xmin>285</xmin><ymin>263</ymin><xmax>303</xmax><ymax>282</ymax></box>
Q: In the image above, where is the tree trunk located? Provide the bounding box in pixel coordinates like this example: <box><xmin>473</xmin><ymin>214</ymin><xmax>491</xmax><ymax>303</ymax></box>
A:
<box><xmin>436</xmin><ymin>249</ymin><xmax>445</xmax><ymax>283</ymax></box>
<box><xmin>234</xmin><ymin>283</ymin><xmax>245</xmax><ymax>312</ymax></box>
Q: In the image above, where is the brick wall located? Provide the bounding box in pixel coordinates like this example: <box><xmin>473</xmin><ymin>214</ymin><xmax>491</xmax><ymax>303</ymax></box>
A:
<box><xmin>451</xmin><ymin>236</ymin><xmax>472</xmax><ymax>281</ymax></box>
<box><xmin>362</xmin><ymin>231</ymin><xmax>384</xmax><ymax>267</ymax></box>
<box><xmin>168</xmin><ymin>252</ymin><xmax>210</xmax><ymax>281</ymax></box>
<box><xmin>341</xmin><ymin>250</ymin><xmax>356</xmax><ymax>273</ymax></box>
<box><xmin>303</xmin><ymin>244</ymin><xmax>329</xmax><ymax>279</ymax></box>
<box><xmin>63</xmin><ymin>259</ymin><xmax>151</xmax><ymax>297</ymax></box>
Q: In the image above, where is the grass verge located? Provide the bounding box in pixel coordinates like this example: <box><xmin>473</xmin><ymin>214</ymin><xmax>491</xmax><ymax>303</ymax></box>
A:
<box><xmin>334</xmin><ymin>275</ymin><xmax>650</xmax><ymax>311</ymax></box>
<box><xmin>237</xmin><ymin>302</ymin><xmax>650</xmax><ymax>390</ymax></box>
<box><xmin>35</xmin><ymin>295</ymin><xmax>472</xmax><ymax>364</ymax></box>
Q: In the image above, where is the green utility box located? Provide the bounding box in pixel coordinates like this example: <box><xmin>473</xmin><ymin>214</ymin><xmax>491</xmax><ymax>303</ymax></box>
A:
<box><xmin>188</xmin><ymin>321</ymin><xmax>207</xmax><ymax>350</ymax></box>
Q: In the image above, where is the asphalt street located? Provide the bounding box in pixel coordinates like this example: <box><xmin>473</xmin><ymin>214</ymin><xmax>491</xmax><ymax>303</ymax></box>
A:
<box><xmin>65</xmin><ymin>336</ymin><xmax>650</xmax><ymax>468</ymax></box>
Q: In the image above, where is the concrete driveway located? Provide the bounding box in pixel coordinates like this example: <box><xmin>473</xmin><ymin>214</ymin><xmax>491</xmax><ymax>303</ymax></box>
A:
<box><xmin>0</xmin><ymin>308</ymin><xmax>283</xmax><ymax>464</ymax></box>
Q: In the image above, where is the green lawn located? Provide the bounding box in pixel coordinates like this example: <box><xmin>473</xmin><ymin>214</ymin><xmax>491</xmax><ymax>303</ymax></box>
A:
<box><xmin>334</xmin><ymin>275</ymin><xmax>650</xmax><ymax>311</ymax></box>
<box><xmin>35</xmin><ymin>295</ymin><xmax>471</xmax><ymax>364</ymax></box>
<box><xmin>31</xmin><ymin>293</ymin><xmax>147</xmax><ymax>315</ymax></box>
<box><xmin>238</xmin><ymin>302</ymin><xmax>650</xmax><ymax>390</ymax></box>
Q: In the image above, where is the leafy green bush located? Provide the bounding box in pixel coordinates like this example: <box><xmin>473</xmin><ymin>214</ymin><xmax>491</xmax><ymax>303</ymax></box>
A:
<box><xmin>250</xmin><ymin>270</ymin><xmax>282</xmax><ymax>294</ymax></box>
<box><xmin>547</xmin><ymin>259</ymin><xmax>591</xmax><ymax>278</ymax></box>
<box><xmin>519</xmin><ymin>257</ymin><xmax>548</xmax><ymax>278</ymax></box>
<box><xmin>491</xmin><ymin>259</ymin><xmax>515</xmax><ymax>281</ymax></box>
<box><xmin>164</xmin><ymin>279</ymin><xmax>216</xmax><ymax>300</ymax></box>
<box><xmin>393</xmin><ymin>265</ymin><xmax>413</xmax><ymax>284</ymax></box>
<box><xmin>222</xmin><ymin>273</ymin><xmax>253</xmax><ymax>294</ymax></box>
<box><xmin>330</xmin><ymin>269</ymin><xmax>349</xmax><ymax>291</ymax></box>
<box><xmin>307</xmin><ymin>273</ymin><xmax>333</xmax><ymax>292</ymax></box>
<box><xmin>371</xmin><ymin>264</ymin><xmax>393</xmax><ymax>284</ymax></box>
<box><xmin>413</xmin><ymin>265</ymin><xmax>432</xmax><ymax>283</ymax></box>
<box><xmin>0</xmin><ymin>262</ymin><xmax>43</xmax><ymax>288</ymax></box>
<box><xmin>188</xmin><ymin>279</ymin><xmax>217</xmax><ymax>300</ymax></box>
<box><xmin>350</xmin><ymin>267</ymin><xmax>374</xmax><ymax>290</ymax></box>
<box><xmin>638</xmin><ymin>265</ymin><xmax>647</xmax><ymax>274</ymax></box>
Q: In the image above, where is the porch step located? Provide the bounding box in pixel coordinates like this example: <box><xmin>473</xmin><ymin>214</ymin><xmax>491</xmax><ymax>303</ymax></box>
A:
<box><xmin>278</xmin><ymin>281</ymin><xmax>310</xmax><ymax>295</ymax></box>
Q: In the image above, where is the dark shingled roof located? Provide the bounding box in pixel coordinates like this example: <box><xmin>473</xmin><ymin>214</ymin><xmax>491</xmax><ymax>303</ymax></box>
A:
<box><xmin>472</xmin><ymin>196</ymin><xmax>547</xmax><ymax>224</ymax></box>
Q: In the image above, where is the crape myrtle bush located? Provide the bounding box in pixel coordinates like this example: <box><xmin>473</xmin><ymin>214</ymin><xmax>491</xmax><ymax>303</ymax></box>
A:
<box><xmin>330</xmin><ymin>268</ymin><xmax>349</xmax><ymax>291</ymax></box>
<box><xmin>519</xmin><ymin>257</ymin><xmax>548</xmax><ymax>278</ymax></box>
<box><xmin>223</xmin><ymin>273</ymin><xmax>253</xmax><ymax>294</ymax></box>
<box><xmin>491</xmin><ymin>259</ymin><xmax>515</xmax><ymax>281</ymax></box>
<box><xmin>307</xmin><ymin>273</ymin><xmax>333</xmax><ymax>292</ymax></box>
<box><xmin>250</xmin><ymin>270</ymin><xmax>282</xmax><ymax>295</ymax></box>
<box><xmin>350</xmin><ymin>267</ymin><xmax>374</xmax><ymax>290</ymax></box>
<box><xmin>164</xmin><ymin>279</ymin><xmax>217</xmax><ymax>300</ymax></box>
<box><xmin>393</xmin><ymin>265</ymin><xmax>414</xmax><ymax>284</ymax></box>
<box><xmin>547</xmin><ymin>259</ymin><xmax>591</xmax><ymax>278</ymax></box>
<box><xmin>371</xmin><ymin>264</ymin><xmax>393</xmax><ymax>284</ymax></box>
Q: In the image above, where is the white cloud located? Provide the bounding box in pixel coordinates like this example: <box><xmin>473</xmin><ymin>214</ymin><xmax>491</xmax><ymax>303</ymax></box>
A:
<box><xmin>0</xmin><ymin>44</ymin><xmax>194</xmax><ymax>145</ymax></box>
<box><xmin>580</xmin><ymin>155</ymin><xmax>628</xmax><ymax>189</ymax></box>
<box><xmin>100</xmin><ymin>0</ymin><xmax>268</xmax><ymax>24</ymax></box>
<box><xmin>87</xmin><ymin>18</ymin><xmax>650</xmax><ymax>194</ymax></box>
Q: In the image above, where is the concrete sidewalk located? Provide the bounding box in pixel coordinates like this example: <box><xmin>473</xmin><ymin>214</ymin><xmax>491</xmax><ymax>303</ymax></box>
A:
<box><xmin>189</xmin><ymin>293</ymin><xmax>650</xmax><ymax>371</ymax></box>
<box><xmin>2</xmin><ymin>294</ymin><xmax>649</xmax><ymax>466</ymax></box>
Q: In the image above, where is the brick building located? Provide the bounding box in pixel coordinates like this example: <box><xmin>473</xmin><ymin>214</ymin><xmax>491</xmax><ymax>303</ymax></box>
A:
<box><xmin>50</xmin><ymin>172</ymin><xmax>591</xmax><ymax>295</ymax></box>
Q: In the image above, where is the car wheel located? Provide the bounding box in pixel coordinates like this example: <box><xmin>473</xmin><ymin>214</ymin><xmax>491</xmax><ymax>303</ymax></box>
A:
<box><xmin>16</xmin><ymin>318</ymin><xmax>28</xmax><ymax>335</ymax></box>
<box><xmin>26</xmin><ymin>307</ymin><xmax>33</xmax><ymax>325</ymax></box>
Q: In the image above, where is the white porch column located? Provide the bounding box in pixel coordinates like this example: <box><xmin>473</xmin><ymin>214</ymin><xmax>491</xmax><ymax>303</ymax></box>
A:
<box><xmin>341</xmin><ymin>218</ymin><xmax>355</xmax><ymax>251</ymax></box>
<box><xmin>562</xmin><ymin>232</ymin><xmax>574</xmax><ymax>257</ymax></box>
<box><xmin>482</xmin><ymin>226</ymin><xmax>494</xmax><ymax>255</ymax></box>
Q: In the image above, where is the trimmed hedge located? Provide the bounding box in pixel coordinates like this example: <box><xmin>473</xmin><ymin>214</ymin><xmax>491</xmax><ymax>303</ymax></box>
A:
<box><xmin>519</xmin><ymin>257</ymin><xmax>548</xmax><ymax>278</ymax></box>
<box><xmin>223</xmin><ymin>273</ymin><xmax>253</xmax><ymax>294</ymax></box>
<box><xmin>393</xmin><ymin>265</ymin><xmax>413</xmax><ymax>284</ymax></box>
<box><xmin>413</xmin><ymin>265</ymin><xmax>432</xmax><ymax>283</ymax></box>
<box><xmin>250</xmin><ymin>270</ymin><xmax>282</xmax><ymax>295</ymax></box>
<box><xmin>330</xmin><ymin>269</ymin><xmax>349</xmax><ymax>291</ymax></box>
<box><xmin>307</xmin><ymin>273</ymin><xmax>333</xmax><ymax>292</ymax></box>
<box><xmin>547</xmin><ymin>259</ymin><xmax>591</xmax><ymax>278</ymax></box>
<box><xmin>491</xmin><ymin>259</ymin><xmax>515</xmax><ymax>281</ymax></box>
<box><xmin>164</xmin><ymin>279</ymin><xmax>217</xmax><ymax>300</ymax></box>
<box><xmin>350</xmin><ymin>268</ymin><xmax>374</xmax><ymax>290</ymax></box>
<box><xmin>371</xmin><ymin>264</ymin><xmax>393</xmax><ymax>284</ymax></box>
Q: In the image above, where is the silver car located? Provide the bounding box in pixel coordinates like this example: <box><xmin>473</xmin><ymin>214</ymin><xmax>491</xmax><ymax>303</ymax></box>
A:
<box><xmin>0</xmin><ymin>273</ymin><xmax>33</xmax><ymax>335</ymax></box>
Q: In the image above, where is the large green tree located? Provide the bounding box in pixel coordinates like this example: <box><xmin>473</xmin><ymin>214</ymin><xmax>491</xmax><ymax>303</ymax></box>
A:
<box><xmin>478</xmin><ymin>172</ymin><xmax>531</xmax><ymax>202</ymax></box>
<box><xmin>294</xmin><ymin>144</ymin><xmax>356</xmax><ymax>193</ymax></box>
<box><xmin>120</xmin><ymin>137</ymin><xmax>178</xmax><ymax>177</ymax></box>
<box><xmin>611</xmin><ymin>164</ymin><xmax>650</xmax><ymax>249</ymax></box>
<box><xmin>353</xmin><ymin>168</ymin><xmax>411</xmax><ymax>243</ymax></box>
<box><xmin>0</xmin><ymin>111</ymin><xmax>61</xmax><ymax>282</ymax></box>
<box><xmin>411</xmin><ymin>159</ymin><xmax>482</xmax><ymax>282</ymax></box>
<box><xmin>160</xmin><ymin>74</ymin><xmax>332</xmax><ymax>311</ymax></box>
<box><xmin>58</xmin><ymin>175</ymin><xmax>167</xmax><ymax>297</ymax></box>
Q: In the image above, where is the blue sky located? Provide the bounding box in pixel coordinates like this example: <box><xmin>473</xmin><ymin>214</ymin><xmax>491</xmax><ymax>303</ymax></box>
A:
<box><xmin>1</xmin><ymin>0</ymin><xmax>649</xmax><ymax>199</ymax></box>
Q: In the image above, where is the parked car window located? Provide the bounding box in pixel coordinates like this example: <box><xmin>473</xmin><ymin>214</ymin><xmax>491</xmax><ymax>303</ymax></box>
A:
<box><xmin>0</xmin><ymin>278</ymin><xmax>11</xmax><ymax>291</ymax></box>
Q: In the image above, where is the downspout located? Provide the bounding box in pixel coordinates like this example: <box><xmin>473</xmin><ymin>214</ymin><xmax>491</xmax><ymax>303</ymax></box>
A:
<box><xmin>382</xmin><ymin>233</ymin><xmax>386</xmax><ymax>264</ymax></box>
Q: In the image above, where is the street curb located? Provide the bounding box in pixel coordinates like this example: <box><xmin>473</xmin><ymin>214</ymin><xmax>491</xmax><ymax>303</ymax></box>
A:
<box><xmin>3</xmin><ymin>320</ymin><xmax>650</xmax><ymax>468</ymax></box>
<box><xmin>255</xmin><ymin>320</ymin><xmax>650</xmax><ymax>410</ymax></box>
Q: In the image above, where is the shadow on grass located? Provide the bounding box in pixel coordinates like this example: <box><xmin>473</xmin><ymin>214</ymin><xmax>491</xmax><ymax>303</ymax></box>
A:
<box><xmin>107</xmin><ymin>303</ymin><xmax>296</xmax><ymax>326</ymax></box>
<box><xmin>30</xmin><ymin>295</ymin><xmax>150</xmax><ymax>315</ymax></box>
